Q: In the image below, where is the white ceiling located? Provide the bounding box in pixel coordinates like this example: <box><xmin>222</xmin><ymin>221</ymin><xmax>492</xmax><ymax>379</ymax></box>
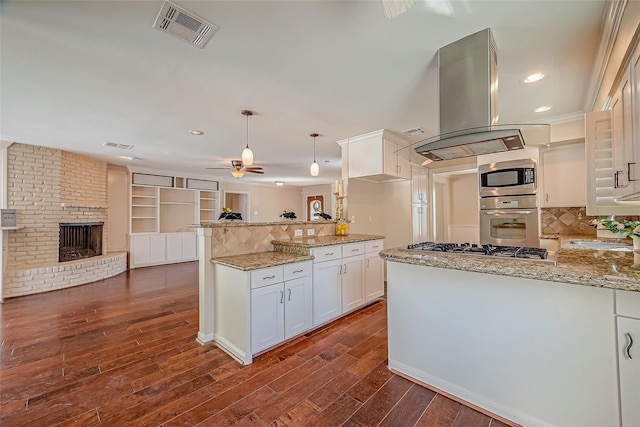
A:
<box><xmin>1</xmin><ymin>0</ymin><xmax>606</xmax><ymax>186</ymax></box>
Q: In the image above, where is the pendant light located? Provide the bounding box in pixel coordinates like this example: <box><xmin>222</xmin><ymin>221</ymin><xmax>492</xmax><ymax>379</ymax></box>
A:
<box><xmin>241</xmin><ymin>110</ymin><xmax>254</xmax><ymax>166</ymax></box>
<box><xmin>310</xmin><ymin>133</ymin><xmax>319</xmax><ymax>177</ymax></box>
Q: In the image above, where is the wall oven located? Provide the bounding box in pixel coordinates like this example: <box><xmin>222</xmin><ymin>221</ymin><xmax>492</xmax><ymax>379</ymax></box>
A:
<box><xmin>480</xmin><ymin>195</ymin><xmax>539</xmax><ymax>247</ymax></box>
<box><xmin>479</xmin><ymin>158</ymin><xmax>536</xmax><ymax>197</ymax></box>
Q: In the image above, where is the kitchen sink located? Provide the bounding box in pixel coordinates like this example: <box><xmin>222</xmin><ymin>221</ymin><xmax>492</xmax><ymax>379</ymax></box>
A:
<box><xmin>567</xmin><ymin>239</ymin><xmax>633</xmax><ymax>251</ymax></box>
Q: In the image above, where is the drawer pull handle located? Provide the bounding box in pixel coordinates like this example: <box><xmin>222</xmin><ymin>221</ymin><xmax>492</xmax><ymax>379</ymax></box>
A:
<box><xmin>293</xmin><ymin>269</ymin><xmax>303</xmax><ymax>273</ymax></box>
<box><xmin>280</xmin><ymin>291</ymin><xmax>284</xmax><ymax>304</ymax></box>
<box><xmin>288</xmin><ymin>288</ymin><xmax>292</xmax><ymax>301</ymax></box>
<box><xmin>372</xmin><ymin>245</ymin><xmax>379</xmax><ymax>249</ymax></box>
<box><xmin>625</xmin><ymin>333</ymin><xmax>634</xmax><ymax>359</ymax></box>
<box><xmin>263</xmin><ymin>275</ymin><xmax>275</xmax><ymax>280</ymax></box>
<box><xmin>325</xmin><ymin>252</ymin><xmax>334</xmax><ymax>256</ymax></box>
<box><xmin>344</xmin><ymin>264</ymin><xmax>347</xmax><ymax>274</ymax></box>
<box><xmin>629</xmin><ymin>162</ymin><xmax>638</xmax><ymax>182</ymax></box>
<box><xmin>352</xmin><ymin>249</ymin><xmax>359</xmax><ymax>252</ymax></box>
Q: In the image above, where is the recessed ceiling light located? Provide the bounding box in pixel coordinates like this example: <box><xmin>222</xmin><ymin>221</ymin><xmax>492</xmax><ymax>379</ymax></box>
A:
<box><xmin>190</xmin><ymin>130</ymin><xmax>204</xmax><ymax>135</ymax></box>
<box><xmin>120</xmin><ymin>156</ymin><xmax>139</xmax><ymax>161</ymax></box>
<box><xmin>534</xmin><ymin>106</ymin><xmax>551</xmax><ymax>113</ymax></box>
<box><xmin>275</xmin><ymin>181</ymin><xmax>284</xmax><ymax>187</ymax></box>
<box><xmin>524</xmin><ymin>73</ymin><xmax>545</xmax><ymax>83</ymax></box>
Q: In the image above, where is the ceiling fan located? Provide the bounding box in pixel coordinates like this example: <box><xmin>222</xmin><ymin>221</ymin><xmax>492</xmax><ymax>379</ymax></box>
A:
<box><xmin>208</xmin><ymin>160</ymin><xmax>264</xmax><ymax>178</ymax></box>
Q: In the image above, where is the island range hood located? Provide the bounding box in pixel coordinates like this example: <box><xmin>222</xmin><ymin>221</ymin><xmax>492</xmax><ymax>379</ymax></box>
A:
<box><xmin>415</xmin><ymin>28</ymin><xmax>526</xmax><ymax>162</ymax></box>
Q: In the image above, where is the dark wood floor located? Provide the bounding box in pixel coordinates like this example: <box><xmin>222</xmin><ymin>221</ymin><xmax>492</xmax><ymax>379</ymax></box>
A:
<box><xmin>0</xmin><ymin>262</ymin><xmax>512</xmax><ymax>426</ymax></box>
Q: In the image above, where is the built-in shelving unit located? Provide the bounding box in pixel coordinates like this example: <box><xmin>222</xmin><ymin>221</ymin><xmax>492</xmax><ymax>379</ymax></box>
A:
<box><xmin>199</xmin><ymin>190</ymin><xmax>219</xmax><ymax>223</ymax></box>
<box><xmin>128</xmin><ymin>172</ymin><xmax>219</xmax><ymax>268</ymax></box>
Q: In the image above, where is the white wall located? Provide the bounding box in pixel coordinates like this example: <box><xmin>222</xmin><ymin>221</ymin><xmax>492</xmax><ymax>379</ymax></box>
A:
<box><xmin>107</xmin><ymin>165</ymin><xmax>129</xmax><ymax>252</ymax></box>
<box><xmin>448</xmin><ymin>173</ymin><xmax>480</xmax><ymax>244</ymax></box>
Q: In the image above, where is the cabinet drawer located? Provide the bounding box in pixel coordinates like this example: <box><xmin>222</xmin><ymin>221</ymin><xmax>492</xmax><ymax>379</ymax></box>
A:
<box><xmin>284</xmin><ymin>261</ymin><xmax>312</xmax><ymax>281</ymax></box>
<box><xmin>365</xmin><ymin>240</ymin><xmax>383</xmax><ymax>253</ymax></box>
<box><xmin>617</xmin><ymin>290</ymin><xmax>640</xmax><ymax>319</ymax></box>
<box><xmin>251</xmin><ymin>266</ymin><xmax>283</xmax><ymax>289</ymax></box>
<box><xmin>311</xmin><ymin>246</ymin><xmax>341</xmax><ymax>263</ymax></box>
<box><xmin>342</xmin><ymin>242</ymin><xmax>365</xmax><ymax>258</ymax></box>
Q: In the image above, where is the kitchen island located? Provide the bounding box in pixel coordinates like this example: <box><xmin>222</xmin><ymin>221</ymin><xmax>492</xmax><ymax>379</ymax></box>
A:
<box><xmin>198</xmin><ymin>231</ymin><xmax>385</xmax><ymax>364</ymax></box>
<box><xmin>380</xmin><ymin>240</ymin><xmax>640</xmax><ymax>427</ymax></box>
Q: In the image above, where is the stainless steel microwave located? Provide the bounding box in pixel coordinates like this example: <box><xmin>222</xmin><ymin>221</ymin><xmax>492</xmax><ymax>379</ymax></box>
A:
<box><xmin>479</xmin><ymin>159</ymin><xmax>537</xmax><ymax>197</ymax></box>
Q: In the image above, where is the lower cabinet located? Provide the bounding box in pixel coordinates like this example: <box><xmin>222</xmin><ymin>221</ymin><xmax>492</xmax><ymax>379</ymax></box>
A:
<box><xmin>129</xmin><ymin>232</ymin><xmax>197</xmax><ymax>268</ymax></box>
<box><xmin>251</xmin><ymin>276</ymin><xmax>312</xmax><ymax>354</ymax></box>
<box><xmin>617</xmin><ymin>290</ymin><xmax>640</xmax><ymax>426</ymax></box>
<box><xmin>311</xmin><ymin>239</ymin><xmax>384</xmax><ymax>327</ymax></box>
<box><xmin>214</xmin><ymin>260</ymin><xmax>312</xmax><ymax>364</ymax></box>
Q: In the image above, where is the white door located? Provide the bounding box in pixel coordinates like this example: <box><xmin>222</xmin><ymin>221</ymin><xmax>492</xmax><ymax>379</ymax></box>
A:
<box><xmin>284</xmin><ymin>277</ymin><xmax>312</xmax><ymax>339</ymax></box>
<box><xmin>251</xmin><ymin>283</ymin><xmax>285</xmax><ymax>354</ymax></box>
<box><xmin>365</xmin><ymin>252</ymin><xmax>384</xmax><ymax>301</ymax></box>
<box><xmin>312</xmin><ymin>259</ymin><xmax>342</xmax><ymax>326</ymax></box>
<box><xmin>618</xmin><ymin>316</ymin><xmax>640</xmax><ymax>427</ymax></box>
<box><xmin>342</xmin><ymin>255</ymin><xmax>364</xmax><ymax>312</ymax></box>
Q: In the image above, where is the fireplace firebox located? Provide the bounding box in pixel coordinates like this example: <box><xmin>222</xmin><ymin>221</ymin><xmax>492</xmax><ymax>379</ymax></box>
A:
<box><xmin>59</xmin><ymin>222</ymin><xmax>104</xmax><ymax>262</ymax></box>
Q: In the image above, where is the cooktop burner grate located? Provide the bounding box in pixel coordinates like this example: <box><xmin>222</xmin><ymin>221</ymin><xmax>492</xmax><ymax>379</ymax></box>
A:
<box><xmin>405</xmin><ymin>242</ymin><xmax>551</xmax><ymax>262</ymax></box>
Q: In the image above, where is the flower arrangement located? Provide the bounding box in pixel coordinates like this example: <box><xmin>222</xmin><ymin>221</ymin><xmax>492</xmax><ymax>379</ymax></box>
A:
<box><xmin>222</xmin><ymin>207</ymin><xmax>232</xmax><ymax>213</ymax></box>
<box><xmin>590</xmin><ymin>218</ymin><xmax>640</xmax><ymax>238</ymax></box>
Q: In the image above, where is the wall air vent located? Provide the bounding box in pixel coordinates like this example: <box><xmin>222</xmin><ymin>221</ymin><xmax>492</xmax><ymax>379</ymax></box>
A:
<box><xmin>103</xmin><ymin>141</ymin><xmax>134</xmax><ymax>150</ymax></box>
<box><xmin>153</xmin><ymin>1</ymin><xmax>218</xmax><ymax>49</ymax></box>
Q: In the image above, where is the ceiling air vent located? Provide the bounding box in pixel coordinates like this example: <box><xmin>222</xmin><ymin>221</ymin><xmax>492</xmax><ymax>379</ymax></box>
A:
<box><xmin>103</xmin><ymin>141</ymin><xmax>134</xmax><ymax>150</ymax></box>
<box><xmin>153</xmin><ymin>1</ymin><xmax>218</xmax><ymax>49</ymax></box>
<box><xmin>402</xmin><ymin>127</ymin><xmax>426</xmax><ymax>137</ymax></box>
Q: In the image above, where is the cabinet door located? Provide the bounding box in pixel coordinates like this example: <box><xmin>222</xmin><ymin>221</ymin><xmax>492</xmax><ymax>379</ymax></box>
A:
<box><xmin>630</xmin><ymin>46</ymin><xmax>640</xmax><ymax>195</ymax></box>
<box><xmin>618</xmin><ymin>316</ymin><xmax>640</xmax><ymax>427</ymax></box>
<box><xmin>181</xmin><ymin>232</ymin><xmax>197</xmax><ymax>259</ymax></box>
<box><xmin>165</xmin><ymin>233</ymin><xmax>183</xmax><ymax>262</ymax></box>
<box><xmin>411</xmin><ymin>165</ymin><xmax>429</xmax><ymax>203</ymax></box>
<box><xmin>541</xmin><ymin>144</ymin><xmax>587</xmax><ymax>207</ymax></box>
<box><xmin>251</xmin><ymin>283</ymin><xmax>285</xmax><ymax>354</ymax></box>
<box><xmin>149</xmin><ymin>234</ymin><xmax>166</xmax><ymax>264</ymax></box>
<box><xmin>342</xmin><ymin>255</ymin><xmax>364</xmax><ymax>312</ymax></box>
<box><xmin>365</xmin><ymin>252</ymin><xmax>384</xmax><ymax>301</ymax></box>
<box><xmin>312</xmin><ymin>259</ymin><xmax>342</xmax><ymax>326</ymax></box>
<box><xmin>284</xmin><ymin>277</ymin><xmax>312</xmax><ymax>339</ymax></box>
<box><xmin>412</xmin><ymin>203</ymin><xmax>428</xmax><ymax>243</ymax></box>
<box><xmin>130</xmin><ymin>235</ymin><xmax>151</xmax><ymax>266</ymax></box>
<box><xmin>383</xmin><ymin>139</ymin><xmax>398</xmax><ymax>177</ymax></box>
<box><xmin>396</xmin><ymin>146</ymin><xmax>411</xmax><ymax>179</ymax></box>
<box><xmin>621</xmin><ymin>69</ymin><xmax>637</xmax><ymax>197</ymax></box>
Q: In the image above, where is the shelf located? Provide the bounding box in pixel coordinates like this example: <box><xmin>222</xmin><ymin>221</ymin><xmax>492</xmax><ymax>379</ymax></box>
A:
<box><xmin>200</xmin><ymin>208</ymin><xmax>217</xmax><ymax>211</ymax></box>
<box><xmin>200</xmin><ymin>197</ymin><xmax>217</xmax><ymax>201</ymax></box>
<box><xmin>132</xmin><ymin>216</ymin><xmax>158</xmax><ymax>219</ymax></box>
<box><xmin>160</xmin><ymin>201</ymin><xmax>195</xmax><ymax>205</ymax></box>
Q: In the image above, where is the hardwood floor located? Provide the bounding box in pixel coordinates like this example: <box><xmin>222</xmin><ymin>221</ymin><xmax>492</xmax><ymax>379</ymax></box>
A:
<box><xmin>0</xmin><ymin>262</ymin><xmax>511</xmax><ymax>426</ymax></box>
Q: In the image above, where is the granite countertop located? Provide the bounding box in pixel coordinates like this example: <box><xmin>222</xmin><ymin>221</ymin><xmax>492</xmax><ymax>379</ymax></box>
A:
<box><xmin>272</xmin><ymin>234</ymin><xmax>385</xmax><ymax>248</ymax></box>
<box><xmin>191</xmin><ymin>220</ymin><xmax>335</xmax><ymax>228</ymax></box>
<box><xmin>211</xmin><ymin>251</ymin><xmax>313</xmax><ymax>271</ymax></box>
<box><xmin>380</xmin><ymin>235</ymin><xmax>640</xmax><ymax>292</ymax></box>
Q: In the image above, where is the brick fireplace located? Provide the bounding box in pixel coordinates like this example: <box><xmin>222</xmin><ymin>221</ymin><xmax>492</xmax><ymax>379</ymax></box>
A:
<box><xmin>3</xmin><ymin>143</ymin><xmax>126</xmax><ymax>298</ymax></box>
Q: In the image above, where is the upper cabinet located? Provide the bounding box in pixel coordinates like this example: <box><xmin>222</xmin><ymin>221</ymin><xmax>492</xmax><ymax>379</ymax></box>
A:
<box><xmin>540</xmin><ymin>143</ymin><xmax>587</xmax><ymax>207</ymax></box>
<box><xmin>612</xmin><ymin>38</ymin><xmax>640</xmax><ymax>200</ymax></box>
<box><xmin>339</xmin><ymin>129</ymin><xmax>411</xmax><ymax>182</ymax></box>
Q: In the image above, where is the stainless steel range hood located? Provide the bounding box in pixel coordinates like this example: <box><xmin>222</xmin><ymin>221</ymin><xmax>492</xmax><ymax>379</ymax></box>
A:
<box><xmin>415</xmin><ymin>28</ymin><xmax>526</xmax><ymax>162</ymax></box>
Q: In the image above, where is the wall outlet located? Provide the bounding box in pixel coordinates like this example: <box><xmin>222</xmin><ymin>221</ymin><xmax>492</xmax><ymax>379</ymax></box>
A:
<box><xmin>294</xmin><ymin>229</ymin><xmax>302</xmax><ymax>237</ymax></box>
<box><xmin>351</xmin><ymin>215</ymin><xmax>356</xmax><ymax>224</ymax></box>
<box><xmin>307</xmin><ymin>229</ymin><xmax>315</xmax><ymax>236</ymax></box>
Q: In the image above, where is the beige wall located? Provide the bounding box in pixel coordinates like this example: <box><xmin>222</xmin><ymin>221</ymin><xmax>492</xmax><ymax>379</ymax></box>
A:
<box><xmin>221</xmin><ymin>181</ymin><xmax>303</xmax><ymax>222</ymax></box>
<box><xmin>448</xmin><ymin>173</ymin><xmax>479</xmax><ymax>244</ymax></box>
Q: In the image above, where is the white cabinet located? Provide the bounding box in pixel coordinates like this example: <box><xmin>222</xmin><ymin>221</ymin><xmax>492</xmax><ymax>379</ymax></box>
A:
<box><xmin>342</xmin><ymin>129</ymin><xmax>411</xmax><ymax>182</ymax></box>
<box><xmin>215</xmin><ymin>260</ymin><xmax>312</xmax><ymax>364</ymax></box>
<box><xmin>616</xmin><ymin>290</ymin><xmax>640</xmax><ymax>427</ymax></box>
<box><xmin>411</xmin><ymin>165</ymin><xmax>429</xmax><ymax>242</ymax></box>
<box><xmin>312</xmin><ymin>257</ymin><xmax>342</xmax><ymax>326</ymax></box>
<box><xmin>540</xmin><ymin>143</ymin><xmax>587</xmax><ymax>207</ymax></box>
<box><xmin>341</xmin><ymin>243</ymin><xmax>365</xmax><ymax>312</ymax></box>
<box><xmin>311</xmin><ymin>240</ymin><xmax>383</xmax><ymax>326</ymax></box>
<box><xmin>129</xmin><ymin>232</ymin><xmax>197</xmax><ymax>268</ymax></box>
<box><xmin>130</xmin><ymin>234</ymin><xmax>166</xmax><ymax>266</ymax></box>
<box><xmin>365</xmin><ymin>240</ymin><xmax>384</xmax><ymax>301</ymax></box>
<box><xmin>411</xmin><ymin>165</ymin><xmax>429</xmax><ymax>204</ymax></box>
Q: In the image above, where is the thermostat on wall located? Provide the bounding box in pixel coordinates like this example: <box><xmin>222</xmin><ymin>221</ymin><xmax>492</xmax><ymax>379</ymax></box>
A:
<box><xmin>1</xmin><ymin>209</ymin><xmax>16</xmax><ymax>227</ymax></box>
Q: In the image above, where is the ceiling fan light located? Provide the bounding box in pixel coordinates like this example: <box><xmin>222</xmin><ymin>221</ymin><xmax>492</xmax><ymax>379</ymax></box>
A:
<box><xmin>242</xmin><ymin>146</ymin><xmax>254</xmax><ymax>166</ymax></box>
<box><xmin>310</xmin><ymin>161</ymin><xmax>319</xmax><ymax>177</ymax></box>
<box><xmin>231</xmin><ymin>170</ymin><xmax>245</xmax><ymax>179</ymax></box>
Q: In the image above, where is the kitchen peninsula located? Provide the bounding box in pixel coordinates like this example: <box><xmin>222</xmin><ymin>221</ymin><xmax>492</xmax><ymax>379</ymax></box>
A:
<box><xmin>195</xmin><ymin>220</ymin><xmax>384</xmax><ymax>364</ymax></box>
<box><xmin>380</xmin><ymin>242</ymin><xmax>640</xmax><ymax>427</ymax></box>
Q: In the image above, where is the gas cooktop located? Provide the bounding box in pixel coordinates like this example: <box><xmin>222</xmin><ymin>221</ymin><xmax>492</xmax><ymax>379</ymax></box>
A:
<box><xmin>403</xmin><ymin>242</ymin><xmax>557</xmax><ymax>265</ymax></box>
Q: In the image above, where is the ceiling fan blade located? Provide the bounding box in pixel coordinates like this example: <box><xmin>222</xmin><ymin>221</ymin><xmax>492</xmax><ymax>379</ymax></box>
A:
<box><xmin>246</xmin><ymin>170</ymin><xmax>264</xmax><ymax>174</ymax></box>
<box><xmin>244</xmin><ymin>167</ymin><xmax>263</xmax><ymax>171</ymax></box>
<box><xmin>206</xmin><ymin>167</ymin><xmax>231</xmax><ymax>170</ymax></box>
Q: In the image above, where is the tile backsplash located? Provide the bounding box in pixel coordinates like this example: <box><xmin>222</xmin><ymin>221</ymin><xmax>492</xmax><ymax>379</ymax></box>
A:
<box><xmin>541</xmin><ymin>207</ymin><xmax>640</xmax><ymax>235</ymax></box>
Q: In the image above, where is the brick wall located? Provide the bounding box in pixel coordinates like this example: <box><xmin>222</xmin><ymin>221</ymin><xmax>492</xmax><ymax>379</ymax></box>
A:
<box><xmin>6</xmin><ymin>143</ymin><xmax>108</xmax><ymax>269</ymax></box>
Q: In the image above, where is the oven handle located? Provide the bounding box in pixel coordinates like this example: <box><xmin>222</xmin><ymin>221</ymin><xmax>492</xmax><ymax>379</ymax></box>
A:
<box><xmin>482</xmin><ymin>210</ymin><xmax>535</xmax><ymax>215</ymax></box>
